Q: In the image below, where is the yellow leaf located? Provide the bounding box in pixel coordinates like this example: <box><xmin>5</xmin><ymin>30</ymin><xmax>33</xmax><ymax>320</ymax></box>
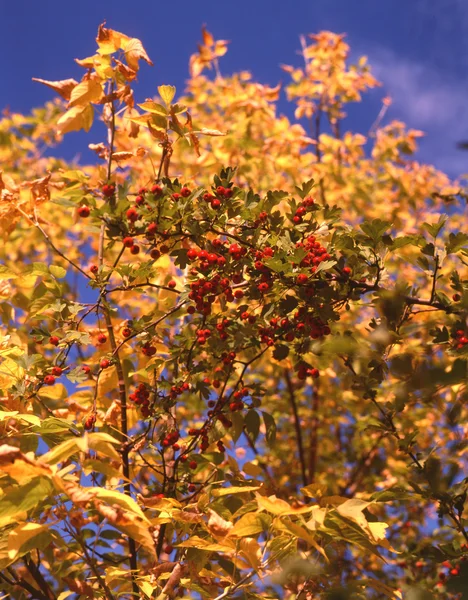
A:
<box><xmin>125</xmin><ymin>38</ymin><xmax>153</xmax><ymax>71</ymax></box>
<box><xmin>239</xmin><ymin>538</ymin><xmax>261</xmax><ymax>570</ymax></box>
<box><xmin>207</xmin><ymin>509</ymin><xmax>233</xmax><ymax>537</ymax></box>
<box><xmin>7</xmin><ymin>522</ymin><xmax>49</xmax><ymax>560</ymax></box>
<box><xmin>229</xmin><ymin>513</ymin><xmax>269</xmax><ymax>538</ymax></box>
<box><xmin>57</xmin><ymin>104</ymin><xmax>94</xmax><ymax>134</ymax></box>
<box><xmin>158</xmin><ymin>85</ymin><xmax>176</xmax><ymax>106</ymax></box>
<box><xmin>96</xmin><ymin>23</ymin><xmax>131</xmax><ymax>54</ymax></box>
<box><xmin>68</xmin><ymin>78</ymin><xmax>103</xmax><ymax>108</ymax></box>
<box><xmin>255</xmin><ymin>493</ymin><xmax>314</xmax><ymax>516</ymax></box>
<box><xmin>212</xmin><ymin>485</ymin><xmax>260</xmax><ymax>497</ymax></box>
<box><xmin>138</xmin><ymin>101</ymin><xmax>167</xmax><ymax>115</ymax></box>
<box><xmin>32</xmin><ymin>78</ymin><xmax>78</xmax><ymax>100</ymax></box>
<box><xmin>279</xmin><ymin>518</ymin><xmax>329</xmax><ymax>562</ymax></box>
<box><xmin>0</xmin><ymin>445</ymin><xmax>53</xmax><ymax>483</ymax></box>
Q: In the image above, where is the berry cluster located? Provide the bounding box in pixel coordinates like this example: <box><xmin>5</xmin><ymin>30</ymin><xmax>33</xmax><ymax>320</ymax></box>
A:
<box><xmin>292</xmin><ymin>196</ymin><xmax>316</xmax><ymax>224</ymax></box>
<box><xmin>129</xmin><ymin>383</ymin><xmax>151</xmax><ymax>417</ymax></box>
<box><xmin>453</xmin><ymin>329</ymin><xmax>468</xmax><ymax>350</ymax></box>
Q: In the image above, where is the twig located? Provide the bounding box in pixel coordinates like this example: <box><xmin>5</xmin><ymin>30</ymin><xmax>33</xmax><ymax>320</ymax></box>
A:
<box><xmin>284</xmin><ymin>369</ymin><xmax>307</xmax><ymax>487</ymax></box>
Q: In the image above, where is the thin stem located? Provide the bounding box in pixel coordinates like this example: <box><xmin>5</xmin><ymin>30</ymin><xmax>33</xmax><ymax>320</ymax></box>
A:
<box><xmin>284</xmin><ymin>369</ymin><xmax>307</xmax><ymax>487</ymax></box>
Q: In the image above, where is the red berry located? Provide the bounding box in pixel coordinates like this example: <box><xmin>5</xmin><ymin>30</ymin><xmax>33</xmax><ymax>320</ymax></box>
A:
<box><xmin>123</xmin><ymin>236</ymin><xmax>134</xmax><ymax>248</ymax></box>
<box><xmin>296</xmin><ymin>273</ymin><xmax>308</xmax><ymax>285</ymax></box>
<box><xmin>90</xmin><ymin>264</ymin><xmax>99</xmax><ymax>274</ymax></box>
<box><xmin>130</xmin><ymin>244</ymin><xmax>140</xmax><ymax>255</ymax></box>
<box><xmin>102</xmin><ymin>183</ymin><xmax>115</xmax><ymax>197</ymax></box>
<box><xmin>49</xmin><ymin>336</ymin><xmax>60</xmax><ymax>346</ymax></box>
<box><xmin>234</xmin><ymin>290</ymin><xmax>244</xmax><ymax>299</ymax></box>
<box><xmin>164</xmin><ymin>544</ymin><xmax>174</xmax><ymax>554</ymax></box>
<box><xmin>342</xmin><ymin>266</ymin><xmax>352</xmax><ymax>276</ymax></box>
<box><xmin>188</xmin><ymin>484</ymin><xmax>196</xmax><ymax>493</ymax></box>
<box><xmin>216</xmin><ymin>186</ymin><xmax>225</xmax><ymax>196</ymax></box>
<box><xmin>44</xmin><ymin>375</ymin><xmax>55</xmax><ymax>385</ymax></box>
<box><xmin>51</xmin><ymin>366</ymin><xmax>63</xmax><ymax>376</ymax></box>
<box><xmin>100</xmin><ymin>359</ymin><xmax>111</xmax><ymax>369</ymax></box>
<box><xmin>135</xmin><ymin>195</ymin><xmax>145</xmax><ymax>206</ymax></box>
<box><xmin>82</xmin><ymin>365</ymin><xmax>91</xmax><ymax>374</ymax></box>
<box><xmin>211</xmin><ymin>199</ymin><xmax>221</xmax><ymax>209</ymax></box>
<box><xmin>151</xmin><ymin>184</ymin><xmax>163</xmax><ymax>196</ymax></box>
<box><xmin>172</xmin><ymin>193</ymin><xmax>181</xmax><ymax>202</ymax></box>
<box><xmin>180</xmin><ymin>187</ymin><xmax>191</xmax><ymax>197</ymax></box>
<box><xmin>453</xmin><ymin>293</ymin><xmax>461</xmax><ymax>302</ymax></box>
<box><xmin>147</xmin><ymin>222</ymin><xmax>158</xmax><ymax>235</ymax></box>
<box><xmin>168</xmin><ymin>280</ymin><xmax>176</xmax><ymax>289</ymax></box>
<box><xmin>150</xmin><ymin>248</ymin><xmax>161</xmax><ymax>260</ymax></box>
<box><xmin>97</xmin><ymin>333</ymin><xmax>107</xmax><ymax>344</ymax></box>
<box><xmin>84</xmin><ymin>414</ymin><xmax>96</xmax><ymax>430</ymax></box>
<box><xmin>78</xmin><ymin>205</ymin><xmax>90</xmax><ymax>218</ymax></box>
<box><xmin>189</xmin><ymin>460</ymin><xmax>197</xmax><ymax>470</ymax></box>
<box><xmin>122</xmin><ymin>328</ymin><xmax>132</xmax><ymax>337</ymax></box>
<box><xmin>126</xmin><ymin>207</ymin><xmax>139</xmax><ymax>222</ymax></box>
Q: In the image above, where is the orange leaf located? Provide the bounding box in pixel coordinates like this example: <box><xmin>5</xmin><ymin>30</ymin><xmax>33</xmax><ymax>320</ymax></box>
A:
<box><xmin>32</xmin><ymin>78</ymin><xmax>78</xmax><ymax>101</ymax></box>
<box><xmin>124</xmin><ymin>38</ymin><xmax>154</xmax><ymax>71</ymax></box>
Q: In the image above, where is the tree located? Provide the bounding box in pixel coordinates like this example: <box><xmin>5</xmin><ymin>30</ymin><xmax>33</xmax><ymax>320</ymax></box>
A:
<box><xmin>0</xmin><ymin>23</ymin><xmax>467</xmax><ymax>600</ymax></box>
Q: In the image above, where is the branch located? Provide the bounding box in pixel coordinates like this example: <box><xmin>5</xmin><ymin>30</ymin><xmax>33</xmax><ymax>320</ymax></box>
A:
<box><xmin>284</xmin><ymin>369</ymin><xmax>308</xmax><ymax>487</ymax></box>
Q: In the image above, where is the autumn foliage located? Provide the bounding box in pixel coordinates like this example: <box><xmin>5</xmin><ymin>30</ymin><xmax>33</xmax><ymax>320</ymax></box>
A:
<box><xmin>0</xmin><ymin>23</ymin><xmax>467</xmax><ymax>600</ymax></box>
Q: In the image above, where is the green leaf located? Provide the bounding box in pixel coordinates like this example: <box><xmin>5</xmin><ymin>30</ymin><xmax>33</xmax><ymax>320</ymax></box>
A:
<box><xmin>359</xmin><ymin>219</ymin><xmax>391</xmax><ymax>242</ymax></box>
<box><xmin>0</xmin><ymin>478</ymin><xmax>55</xmax><ymax>520</ymax></box>
<box><xmin>262</xmin><ymin>411</ymin><xmax>276</xmax><ymax>447</ymax></box>
<box><xmin>244</xmin><ymin>410</ymin><xmax>261</xmax><ymax>441</ymax></box>
<box><xmin>422</xmin><ymin>214</ymin><xmax>448</xmax><ymax>239</ymax></box>
<box><xmin>446</xmin><ymin>232</ymin><xmax>468</xmax><ymax>254</ymax></box>
<box><xmin>49</xmin><ymin>265</ymin><xmax>67</xmax><ymax>278</ymax></box>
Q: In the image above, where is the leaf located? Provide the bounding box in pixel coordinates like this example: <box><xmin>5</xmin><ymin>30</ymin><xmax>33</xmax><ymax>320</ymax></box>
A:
<box><xmin>138</xmin><ymin>101</ymin><xmax>167</xmax><ymax>115</ymax></box>
<box><xmin>256</xmin><ymin>493</ymin><xmax>294</xmax><ymax>516</ymax></box>
<box><xmin>279</xmin><ymin>518</ymin><xmax>329</xmax><ymax>561</ymax></box>
<box><xmin>446</xmin><ymin>231</ymin><xmax>468</xmax><ymax>254</ymax></box>
<box><xmin>125</xmin><ymin>38</ymin><xmax>154</xmax><ymax>70</ymax></box>
<box><xmin>228</xmin><ymin>513</ymin><xmax>271</xmax><ymax>538</ymax></box>
<box><xmin>158</xmin><ymin>85</ymin><xmax>176</xmax><ymax>105</ymax></box>
<box><xmin>32</xmin><ymin>77</ymin><xmax>78</xmax><ymax>100</ymax></box>
<box><xmin>422</xmin><ymin>214</ymin><xmax>448</xmax><ymax>239</ymax></box>
<box><xmin>96</xmin><ymin>23</ymin><xmax>131</xmax><ymax>54</ymax></box>
<box><xmin>0</xmin><ymin>444</ymin><xmax>53</xmax><ymax>483</ymax></box>
<box><xmin>49</xmin><ymin>265</ymin><xmax>67</xmax><ymax>278</ymax></box>
<box><xmin>7</xmin><ymin>522</ymin><xmax>51</xmax><ymax>561</ymax></box>
<box><xmin>0</xmin><ymin>477</ymin><xmax>55</xmax><ymax>520</ymax></box>
<box><xmin>262</xmin><ymin>411</ymin><xmax>276</xmax><ymax>447</ymax></box>
<box><xmin>57</xmin><ymin>104</ymin><xmax>94</xmax><ymax>134</ymax></box>
<box><xmin>68</xmin><ymin>78</ymin><xmax>103</xmax><ymax>107</ymax></box>
<box><xmin>212</xmin><ymin>486</ymin><xmax>260</xmax><ymax>498</ymax></box>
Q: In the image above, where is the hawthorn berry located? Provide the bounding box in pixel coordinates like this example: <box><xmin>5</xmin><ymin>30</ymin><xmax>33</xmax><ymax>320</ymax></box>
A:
<box><xmin>100</xmin><ymin>359</ymin><xmax>111</xmax><ymax>369</ymax></box>
<box><xmin>90</xmin><ymin>264</ymin><xmax>99</xmax><ymax>274</ymax></box>
<box><xmin>97</xmin><ymin>333</ymin><xmax>107</xmax><ymax>344</ymax></box>
<box><xmin>151</xmin><ymin>184</ymin><xmax>163</xmax><ymax>196</ymax></box>
<box><xmin>130</xmin><ymin>244</ymin><xmax>140</xmax><ymax>255</ymax></box>
<box><xmin>51</xmin><ymin>366</ymin><xmax>62</xmax><ymax>376</ymax></box>
<box><xmin>77</xmin><ymin>205</ymin><xmax>90</xmax><ymax>218</ymax></box>
<box><xmin>123</xmin><ymin>236</ymin><xmax>134</xmax><ymax>248</ymax></box>
<box><xmin>49</xmin><ymin>336</ymin><xmax>60</xmax><ymax>346</ymax></box>
<box><xmin>168</xmin><ymin>280</ymin><xmax>177</xmax><ymax>289</ymax></box>
<box><xmin>126</xmin><ymin>207</ymin><xmax>139</xmax><ymax>222</ymax></box>
<box><xmin>150</xmin><ymin>248</ymin><xmax>161</xmax><ymax>260</ymax></box>
<box><xmin>44</xmin><ymin>375</ymin><xmax>55</xmax><ymax>385</ymax></box>
<box><xmin>189</xmin><ymin>460</ymin><xmax>197</xmax><ymax>470</ymax></box>
<box><xmin>453</xmin><ymin>293</ymin><xmax>461</xmax><ymax>302</ymax></box>
<box><xmin>102</xmin><ymin>183</ymin><xmax>116</xmax><ymax>197</ymax></box>
<box><xmin>180</xmin><ymin>187</ymin><xmax>191</xmax><ymax>197</ymax></box>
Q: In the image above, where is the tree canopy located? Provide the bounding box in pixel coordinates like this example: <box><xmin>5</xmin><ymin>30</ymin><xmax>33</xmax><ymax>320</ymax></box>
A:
<box><xmin>0</xmin><ymin>24</ymin><xmax>467</xmax><ymax>600</ymax></box>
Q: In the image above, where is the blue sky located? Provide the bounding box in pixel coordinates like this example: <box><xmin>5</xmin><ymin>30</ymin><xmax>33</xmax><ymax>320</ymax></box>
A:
<box><xmin>3</xmin><ymin>0</ymin><xmax>468</xmax><ymax>177</ymax></box>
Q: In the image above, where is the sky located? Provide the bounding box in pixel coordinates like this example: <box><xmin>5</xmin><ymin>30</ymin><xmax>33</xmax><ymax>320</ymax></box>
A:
<box><xmin>3</xmin><ymin>0</ymin><xmax>468</xmax><ymax>177</ymax></box>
